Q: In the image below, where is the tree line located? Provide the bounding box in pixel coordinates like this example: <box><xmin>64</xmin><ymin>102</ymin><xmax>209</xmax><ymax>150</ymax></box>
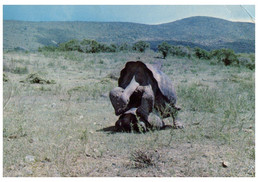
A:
<box><xmin>38</xmin><ymin>39</ymin><xmax>254</xmax><ymax>70</ymax></box>
<box><xmin>38</xmin><ymin>39</ymin><xmax>150</xmax><ymax>53</ymax></box>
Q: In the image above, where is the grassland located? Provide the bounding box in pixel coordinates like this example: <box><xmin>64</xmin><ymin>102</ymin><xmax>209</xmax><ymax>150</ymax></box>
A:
<box><xmin>3</xmin><ymin>50</ymin><xmax>255</xmax><ymax>177</ymax></box>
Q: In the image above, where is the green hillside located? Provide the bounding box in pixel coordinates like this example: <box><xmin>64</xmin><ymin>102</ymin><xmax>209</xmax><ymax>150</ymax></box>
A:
<box><xmin>3</xmin><ymin>16</ymin><xmax>255</xmax><ymax>53</ymax></box>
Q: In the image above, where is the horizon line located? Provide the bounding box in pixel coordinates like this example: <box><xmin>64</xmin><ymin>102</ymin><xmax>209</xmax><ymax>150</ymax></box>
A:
<box><xmin>3</xmin><ymin>15</ymin><xmax>255</xmax><ymax>25</ymax></box>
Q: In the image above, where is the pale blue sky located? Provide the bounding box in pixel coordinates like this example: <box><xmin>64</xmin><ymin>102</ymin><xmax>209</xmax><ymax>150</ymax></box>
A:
<box><xmin>3</xmin><ymin>5</ymin><xmax>255</xmax><ymax>24</ymax></box>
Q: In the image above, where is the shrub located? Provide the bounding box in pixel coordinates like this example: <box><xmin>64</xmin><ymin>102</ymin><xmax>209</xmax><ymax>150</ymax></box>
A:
<box><xmin>132</xmin><ymin>41</ymin><xmax>150</xmax><ymax>52</ymax></box>
<box><xmin>58</xmin><ymin>39</ymin><xmax>80</xmax><ymax>52</ymax></box>
<box><xmin>157</xmin><ymin>42</ymin><xmax>172</xmax><ymax>59</ymax></box>
<box><xmin>238</xmin><ymin>56</ymin><xmax>255</xmax><ymax>70</ymax></box>
<box><xmin>97</xmin><ymin>43</ymin><xmax>110</xmax><ymax>52</ymax></box>
<box><xmin>249</xmin><ymin>54</ymin><xmax>255</xmax><ymax>63</ymax></box>
<box><xmin>119</xmin><ymin>43</ymin><xmax>131</xmax><ymax>52</ymax></box>
<box><xmin>21</xmin><ymin>73</ymin><xmax>56</xmax><ymax>84</ymax></box>
<box><xmin>211</xmin><ymin>49</ymin><xmax>238</xmax><ymax>66</ymax></box>
<box><xmin>248</xmin><ymin>54</ymin><xmax>255</xmax><ymax>70</ymax></box>
<box><xmin>98</xmin><ymin>43</ymin><xmax>118</xmax><ymax>53</ymax></box>
<box><xmin>3</xmin><ymin>73</ymin><xmax>9</xmax><ymax>82</ymax></box>
<box><xmin>194</xmin><ymin>47</ymin><xmax>211</xmax><ymax>60</ymax></box>
<box><xmin>172</xmin><ymin>46</ymin><xmax>191</xmax><ymax>58</ymax></box>
<box><xmin>38</xmin><ymin>46</ymin><xmax>57</xmax><ymax>52</ymax></box>
<box><xmin>108</xmin><ymin>44</ymin><xmax>118</xmax><ymax>52</ymax></box>
<box><xmin>79</xmin><ymin>39</ymin><xmax>100</xmax><ymax>53</ymax></box>
<box><xmin>12</xmin><ymin>66</ymin><xmax>29</xmax><ymax>74</ymax></box>
<box><xmin>38</xmin><ymin>39</ymin><xmax>131</xmax><ymax>53</ymax></box>
<box><xmin>130</xmin><ymin>149</ymin><xmax>159</xmax><ymax>168</ymax></box>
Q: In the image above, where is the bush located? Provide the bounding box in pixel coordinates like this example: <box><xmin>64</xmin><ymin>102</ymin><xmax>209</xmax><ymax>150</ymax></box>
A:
<box><xmin>132</xmin><ymin>41</ymin><xmax>150</xmax><ymax>52</ymax></box>
<box><xmin>38</xmin><ymin>46</ymin><xmax>57</xmax><ymax>52</ymax></box>
<box><xmin>78</xmin><ymin>39</ymin><xmax>100</xmax><ymax>53</ymax></box>
<box><xmin>211</xmin><ymin>49</ymin><xmax>238</xmax><ymax>66</ymax></box>
<box><xmin>3</xmin><ymin>73</ymin><xmax>9</xmax><ymax>82</ymax></box>
<box><xmin>12</xmin><ymin>66</ymin><xmax>29</xmax><ymax>74</ymax></box>
<box><xmin>108</xmin><ymin>44</ymin><xmax>118</xmax><ymax>52</ymax></box>
<box><xmin>194</xmin><ymin>47</ymin><xmax>211</xmax><ymax>60</ymax></box>
<box><xmin>58</xmin><ymin>39</ymin><xmax>80</xmax><ymax>52</ymax></box>
<box><xmin>98</xmin><ymin>43</ymin><xmax>109</xmax><ymax>52</ymax></box>
<box><xmin>119</xmin><ymin>43</ymin><xmax>131</xmax><ymax>52</ymax></box>
<box><xmin>21</xmin><ymin>73</ymin><xmax>56</xmax><ymax>84</ymax></box>
<box><xmin>38</xmin><ymin>39</ymin><xmax>136</xmax><ymax>54</ymax></box>
<box><xmin>158</xmin><ymin>42</ymin><xmax>172</xmax><ymax>59</ymax></box>
<box><xmin>46</xmin><ymin>39</ymin><xmax>122</xmax><ymax>53</ymax></box>
<box><xmin>238</xmin><ymin>56</ymin><xmax>255</xmax><ymax>70</ymax></box>
<box><xmin>172</xmin><ymin>46</ymin><xmax>191</xmax><ymax>58</ymax></box>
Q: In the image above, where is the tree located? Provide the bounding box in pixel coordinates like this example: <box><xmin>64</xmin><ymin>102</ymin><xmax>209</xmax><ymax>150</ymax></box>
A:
<box><xmin>57</xmin><ymin>39</ymin><xmax>80</xmax><ymax>51</ymax></box>
<box><xmin>158</xmin><ymin>42</ymin><xmax>172</xmax><ymax>59</ymax></box>
<box><xmin>194</xmin><ymin>47</ymin><xmax>211</xmax><ymax>60</ymax></box>
<box><xmin>79</xmin><ymin>39</ymin><xmax>100</xmax><ymax>53</ymax></box>
<box><xmin>132</xmin><ymin>41</ymin><xmax>150</xmax><ymax>52</ymax></box>
<box><xmin>215</xmin><ymin>49</ymin><xmax>238</xmax><ymax>66</ymax></box>
<box><xmin>119</xmin><ymin>43</ymin><xmax>131</xmax><ymax>52</ymax></box>
<box><xmin>172</xmin><ymin>46</ymin><xmax>191</xmax><ymax>58</ymax></box>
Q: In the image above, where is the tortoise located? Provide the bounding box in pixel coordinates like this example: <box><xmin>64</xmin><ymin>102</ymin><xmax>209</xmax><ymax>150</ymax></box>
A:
<box><xmin>115</xmin><ymin>108</ymin><xmax>165</xmax><ymax>132</ymax></box>
<box><xmin>109</xmin><ymin>61</ymin><xmax>183</xmax><ymax>130</ymax></box>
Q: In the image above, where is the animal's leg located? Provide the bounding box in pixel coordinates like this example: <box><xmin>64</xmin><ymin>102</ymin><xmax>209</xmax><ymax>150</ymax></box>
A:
<box><xmin>109</xmin><ymin>87</ymin><xmax>126</xmax><ymax>115</ymax></box>
<box><xmin>136</xmin><ymin>85</ymin><xmax>154</xmax><ymax>122</ymax></box>
<box><xmin>121</xmin><ymin>76</ymin><xmax>140</xmax><ymax>104</ymax></box>
<box><xmin>109</xmin><ymin>76</ymin><xmax>139</xmax><ymax>116</ymax></box>
<box><xmin>147</xmin><ymin>112</ymin><xmax>165</xmax><ymax>130</ymax></box>
<box><xmin>171</xmin><ymin>111</ymin><xmax>184</xmax><ymax>129</ymax></box>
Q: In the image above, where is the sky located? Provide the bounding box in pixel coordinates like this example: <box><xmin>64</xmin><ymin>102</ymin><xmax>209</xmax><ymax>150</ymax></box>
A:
<box><xmin>3</xmin><ymin>5</ymin><xmax>255</xmax><ymax>24</ymax></box>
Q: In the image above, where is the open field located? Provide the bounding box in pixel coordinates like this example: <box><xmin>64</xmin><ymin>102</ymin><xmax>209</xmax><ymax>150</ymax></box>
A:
<box><xmin>3</xmin><ymin>51</ymin><xmax>255</xmax><ymax>177</ymax></box>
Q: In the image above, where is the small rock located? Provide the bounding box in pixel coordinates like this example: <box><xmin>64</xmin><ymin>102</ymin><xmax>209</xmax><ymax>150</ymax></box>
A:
<box><xmin>101</xmin><ymin>94</ymin><xmax>107</xmax><ymax>98</ymax></box>
<box><xmin>85</xmin><ymin>146</ymin><xmax>91</xmax><ymax>157</ymax></box>
<box><xmin>25</xmin><ymin>155</ymin><xmax>35</xmax><ymax>163</ymax></box>
<box><xmin>192</xmin><ymin>122</ymin><xmax>200</xmax><ymax>125</ymax></box>
<box><xmin>18</xmin><ymin>163</ymin><xmax>26</xmax><ymax>168</ymax></box>
<box><xmin>222</xmin><ymin>161</ymin><xmax>229</xmax><ymax>168</ymax></box>
<box><xmin>53</xmin><ymin>169</ymin><xmax>61</xmax><ymax>177</ymax></box>
<box><xmin>8</xmin><ymin>135</ymin><xmax>18</xmax><ymax>139</ymax></box>
<box><xmin>161</xmin><ymin>169</ymin><xmax>166</xmax><ymax>174</ymax></box>
<box><xmin>51</xmin><ymin>103</ymin><xmax>56</xmax><ymax>108</ymax></box>
<box><xmin>43</xmin><ymin>157</ymin><xmax>51</xmax><ymax>162</ymax></box>
<box><xmin>25</xmin><ymin>169</ymin><xmax>33</xmax><ymax>175</ymax></box>
<box><xmin>243</xmin><ymin>129</ymin><xmax>253</xmax><ymax>133</ymax></box>
<box><xmin>79</xmin><ymin>115</ymin><xmax>84</xmax><ymax>119</ymax></box>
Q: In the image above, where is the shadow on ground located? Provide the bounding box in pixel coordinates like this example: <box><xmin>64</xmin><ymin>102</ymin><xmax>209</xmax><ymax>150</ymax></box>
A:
<box><xmin>96</xmin><ymin>125</ymin><xmax>174</xmax><ymax>134</ymax></box>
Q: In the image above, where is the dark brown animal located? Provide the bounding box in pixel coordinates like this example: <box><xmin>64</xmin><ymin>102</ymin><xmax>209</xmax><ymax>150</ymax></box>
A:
<box><xmin>110</xmin><ymin>61</ymin><xmax>182</xmax><ymax>132</ymax></box>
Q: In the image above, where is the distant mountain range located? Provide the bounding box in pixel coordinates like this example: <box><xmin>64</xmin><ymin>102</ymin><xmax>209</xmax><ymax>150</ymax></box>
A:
<box><xmin>3</xmin><ymin>16</ymin><xmax>255</xmax><ymax>53</ymax></box>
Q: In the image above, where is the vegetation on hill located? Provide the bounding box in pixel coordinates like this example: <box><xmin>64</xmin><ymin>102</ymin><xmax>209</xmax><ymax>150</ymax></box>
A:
<box><xmin>3</xmin><ymin>16</ymin><xmax>255</xmax><ymax>53</ymax></box>
<box><xmin>38</xmin><ymin>39</ymin><xmax>131</xmax><ymax>53</ymax></box>
<box><xmin>37</xmin><ymin>39</ymin><xmax>254</xmax><ymax>70</ymax></box>
<box><xmin>156</xmin><ymin>42</ymin><xmax>254</xmax><ymax>70</ymax></box>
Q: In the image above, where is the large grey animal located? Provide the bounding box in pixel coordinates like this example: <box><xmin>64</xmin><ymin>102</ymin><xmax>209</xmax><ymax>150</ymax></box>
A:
<box><xmin>109</xmin><ymin>61</ymin><xmax>182</xmax><ymax>132</ymax></box>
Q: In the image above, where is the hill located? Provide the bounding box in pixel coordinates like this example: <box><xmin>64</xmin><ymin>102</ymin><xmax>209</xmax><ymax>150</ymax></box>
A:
<box><xmin>3</xmin><ymin>16</ymin><xmax>255</xmax><ymax>53</ymax></box>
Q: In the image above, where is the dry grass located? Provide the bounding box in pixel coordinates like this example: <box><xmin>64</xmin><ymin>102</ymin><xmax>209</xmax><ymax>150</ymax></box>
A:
<box><xmin>3</xmin><ymin>50</ymin><xmax>255</xmax><ymax>177</ymax></box>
